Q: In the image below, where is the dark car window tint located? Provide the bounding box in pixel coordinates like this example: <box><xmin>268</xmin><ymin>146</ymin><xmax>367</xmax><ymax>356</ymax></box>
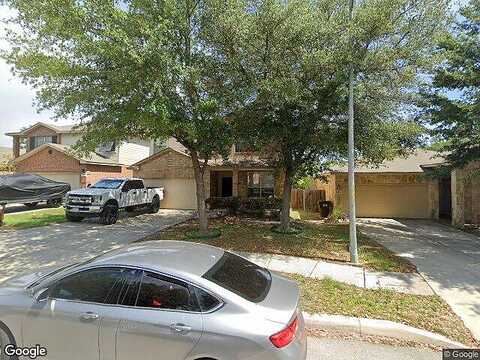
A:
<box><xmin>136</xmin><ymin>272</ymin><xmax>198</xmax><ymax>311</ymax></box>
<box><xmin>118</xmin><ymin>269</ymin><xmax>142</xmax><ymax>306</ymax></box>
<box><xmin>133</xmin><ymin>180</ymin><xmax>144</xmax><ymax>189</ymax></box>
<box><xmin>51</xmin><ymin>268</ymin><xmax>125</xmax><ymax>304</ymax></box>
<box><xmin>194</xmin><ymin>287</ymin><xmax>221</xmax><ymax>312</ymax></box>
<box><xmin>203</xmin><ymin>252</ymin><xmax>271</xmax><ymax>303</ymax></box>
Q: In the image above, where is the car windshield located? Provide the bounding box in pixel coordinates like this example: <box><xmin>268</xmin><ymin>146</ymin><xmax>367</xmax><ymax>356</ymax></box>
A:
<box><xmin>203</xmin><ymin>252</ymin><xmax>271</xmax><ymax>303</ymax></box>
<box><xmin>91</xmin><ymin>179</ymin><xmax>124</xmax><ymax>189</ymax></box>
<box><xmin>27</xmin><ymin>262</ymin><xmax>80</xmax><ymax>289</ymax></box>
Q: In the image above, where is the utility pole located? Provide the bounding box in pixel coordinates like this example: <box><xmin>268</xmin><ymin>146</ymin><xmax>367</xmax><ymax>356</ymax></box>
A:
<box><xmin>348</xmin><ymin>0</ymin><xmax>358</xmax><ymax>263</ymax></box>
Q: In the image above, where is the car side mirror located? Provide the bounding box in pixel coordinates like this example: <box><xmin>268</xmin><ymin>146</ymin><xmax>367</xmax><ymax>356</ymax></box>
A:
<box><xmin>33</xmin><ymin>288</ymin><xmax>49</xmax><ymax>303</ymax></box>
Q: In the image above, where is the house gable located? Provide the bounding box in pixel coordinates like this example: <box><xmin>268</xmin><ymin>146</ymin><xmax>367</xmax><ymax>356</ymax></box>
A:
<box><xmin>133</xmin><ymin>148</ymin><xmax>194</xmax><ymax>179</ymax></box>
<box><xmin>15</xmin><ymin>145</ymin><xmax>81</xmax><ymax>173</ymax></box>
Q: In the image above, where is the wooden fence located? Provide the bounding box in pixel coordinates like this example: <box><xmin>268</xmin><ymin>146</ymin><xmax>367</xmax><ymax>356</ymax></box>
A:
<box><xmin>291</xmin><ymin>189</ymin><xmax>326</xmax><ymax>212</ymax></box>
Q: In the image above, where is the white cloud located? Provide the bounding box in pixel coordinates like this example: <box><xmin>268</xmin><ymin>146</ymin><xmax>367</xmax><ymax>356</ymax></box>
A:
<box><xmin>0</xmin><ymin>5</ymin><xmax>74</xmax><ymax>148</ymax></box>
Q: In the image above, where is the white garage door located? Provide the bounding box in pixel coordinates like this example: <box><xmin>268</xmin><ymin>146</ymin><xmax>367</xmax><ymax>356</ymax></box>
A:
<box><xmin>143</xmin><ymin>179</ymin><xmax>197</xmax><ymax>209</ymax></box>
<box><xmin>35</xmin><ymin>172</ymin><xmax>81</xmax><ymax>190</ymax></box>
<box><xmin>356</xmin><ymin>184</ymin><xmax>429</xmax><ymax>219</ymax></box>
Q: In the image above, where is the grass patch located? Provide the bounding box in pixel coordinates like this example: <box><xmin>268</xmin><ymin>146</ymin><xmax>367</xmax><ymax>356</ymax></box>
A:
<box><xmin>147</xmin><ymin>216</ymin><xmax>415</xmax><ymax>273</ymax></box>
<box><xmin>2</xmin><ymin>208</ymin><xmax>66</xmax><ymax>229</ymax></box>
<box><xmin>287</xmin><ymin>273</ymin><xmax>478</xmax><ymax>347</ymax></box>
<box><xmin>185</xmin><ymin>228</ymin><xmax>222</xmax><ymax>239</ymax></box>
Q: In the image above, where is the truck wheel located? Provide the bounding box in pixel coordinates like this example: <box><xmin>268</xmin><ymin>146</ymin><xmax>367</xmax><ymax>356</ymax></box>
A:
<box><xmin>149</xmin><ymin>196</ymin><xmax>160</xmax><ymax>214</ymax></box>
<box><xmin>66</xmin><ymin>213</ymin><xmax>83</xmax><ymax>222</ymax></box>
<box><xmin>101</xmin><ymin>204</ymin><xmax>119</xmax><ymax>225</ymax></box>
<box><xmin>24</xmin><ymin>202</ymin><xmax>39</xmax><ymax>208</ymax></box>
<box><xmin>47</xmin><ymin>198</ymin><xmax>62</xmax><ymax>208</ymax></box>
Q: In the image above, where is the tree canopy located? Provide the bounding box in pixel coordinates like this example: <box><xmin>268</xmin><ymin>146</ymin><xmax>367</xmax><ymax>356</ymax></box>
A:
<box><xmin>2</xmin><ymin>0</ymin><xmax>234</xmax><ymax>233</ymax></box>
<box><xmin>205</xmin><ymin>0</ymin><xmax>449</xmax><ymax>229</ymax></box>
<box><xmin>422</xmin><ymin>0</ymin><xmax>480</xmax><ymax>169</ymax></box>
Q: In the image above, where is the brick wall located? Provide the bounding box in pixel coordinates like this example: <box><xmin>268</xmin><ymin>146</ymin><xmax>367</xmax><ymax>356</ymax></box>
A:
<box><xmin>15</xmin><ymin>146</ymin><xmax>80</xmax><ymax>173</ymax></box>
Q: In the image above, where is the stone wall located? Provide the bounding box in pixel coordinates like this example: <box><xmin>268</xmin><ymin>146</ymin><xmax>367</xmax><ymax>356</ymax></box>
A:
<box><xmin>452</xmin><ymin>162</ymin><xmax>480</xmax><ymax>227</ymax></box>
<box><xmin>135</xmin><ymin>149</ymin><xmax>194</xmax><ymax>179</ymax></box>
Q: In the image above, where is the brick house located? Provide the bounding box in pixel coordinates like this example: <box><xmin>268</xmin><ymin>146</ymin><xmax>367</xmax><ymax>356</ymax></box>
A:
<box><xmin>6</xmin><ymin>122</ymin><xmax>154</xmax><ymax>189</ymax></box>
<box><xmin>130</xmin><ymin>142</ymin><xmax>282</xmax><ymax>209</ymax></box>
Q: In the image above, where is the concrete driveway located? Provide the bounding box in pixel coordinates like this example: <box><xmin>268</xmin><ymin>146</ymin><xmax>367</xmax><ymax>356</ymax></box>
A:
<box><xmin>360</xmin><ymin>218</ymin><xmax>480</xmax><ymax>341</ymax></box>
<box><xmin>0</xmin><ymin>209</ymin><xmax>193</xmax><ymax>283</ymax></box>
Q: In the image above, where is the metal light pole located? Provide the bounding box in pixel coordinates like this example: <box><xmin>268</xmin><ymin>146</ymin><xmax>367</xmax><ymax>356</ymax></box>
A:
<box><xmin>348</xmin><ymin>0</ymin><xmax>358</xmax><ymax>263</ymax></box>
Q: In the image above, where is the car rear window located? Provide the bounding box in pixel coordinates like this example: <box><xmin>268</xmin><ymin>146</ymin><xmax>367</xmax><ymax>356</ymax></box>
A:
<box><xmin>203</xmin><ymin>252</ymin><xmax>271</xmax><ymax>303</ymax></box>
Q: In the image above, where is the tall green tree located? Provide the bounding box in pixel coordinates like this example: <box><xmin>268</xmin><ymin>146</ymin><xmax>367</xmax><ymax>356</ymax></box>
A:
<box><xmin>423</xmin><ymin>0</ymin><xmax>480</xmax><ymax>169</ymax></box>
<box><xmin>2</xmin><ymin>0</ymin><xmax>232</xmax><ymax>233</ymax></box>
<box><xmin>206</xmin><ymin>0</ymin><xmax>448</xmax><ymax>231</ymax></box>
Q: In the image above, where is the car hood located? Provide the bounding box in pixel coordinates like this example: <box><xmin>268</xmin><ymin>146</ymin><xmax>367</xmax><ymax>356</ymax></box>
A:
<box><xmin>68</xmin><ymin>188</ymin><xmax>112</xmax><ymax>196</ymax></box>
<box><xmin>0</xmin><ymin>264</ymin><xmax>66</xmax><ymax>296</ymax></box>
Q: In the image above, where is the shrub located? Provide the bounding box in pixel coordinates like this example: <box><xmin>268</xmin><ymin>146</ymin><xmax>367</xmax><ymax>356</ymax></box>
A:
<box><xmin>205</xmin><ymin>196</ymin><xmax>281</xmax><ymax>217</ymax></box>
<box><xmin>205</xmin><ymin>197</ymin><xmax>240</xmax><ymax>215</ymax></box>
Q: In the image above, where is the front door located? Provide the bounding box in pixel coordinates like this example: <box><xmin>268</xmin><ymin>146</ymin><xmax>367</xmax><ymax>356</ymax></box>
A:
<box><xmin>221</xmin><ymin>176</ymin><xmax>233</xmax><ymax>197</ymax></box>
<box><xmin>116</xmin><ymin>271</ymin><xmax>203</xmax><ymax>360</ymax></box>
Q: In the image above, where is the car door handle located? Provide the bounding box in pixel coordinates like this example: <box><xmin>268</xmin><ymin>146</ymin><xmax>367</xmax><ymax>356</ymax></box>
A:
<box><xmin>169</xmin><ymin>323</ymin><xmax>191</xmax><ymax>334</ymax></box>
<box><xmin>79</xmin><ymin>312</ymin><xmax>99</xmax><ymax>321</ymax></box>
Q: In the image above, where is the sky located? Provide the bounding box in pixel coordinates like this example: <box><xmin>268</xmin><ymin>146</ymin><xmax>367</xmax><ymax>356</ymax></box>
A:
<box><xmin>0</xmin><ymin>5</ymin><xmax>74</xmax><ymax>148</ymax></box>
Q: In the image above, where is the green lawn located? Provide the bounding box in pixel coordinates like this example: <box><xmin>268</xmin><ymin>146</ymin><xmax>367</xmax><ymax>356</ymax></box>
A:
<box><xmin>146</xmin><ymin>216</ymin><xmax>416</xmax><ymax>273</ymax></box>
<box><xmin>288</xmin><ymin>273</ymin><xmax>478</xmax><ymax>347</ymax></box>
<box><xmin>2</xmin><ymin>208</ymin><xmax>66</xmax><ymax>229</ymax></box>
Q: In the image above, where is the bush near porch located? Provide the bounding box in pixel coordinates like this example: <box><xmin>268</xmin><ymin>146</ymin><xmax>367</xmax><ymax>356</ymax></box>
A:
<box><xmin>145</xmin><ymin>216</ymin><xmax>416</xmax><ymax>273</ymax></box>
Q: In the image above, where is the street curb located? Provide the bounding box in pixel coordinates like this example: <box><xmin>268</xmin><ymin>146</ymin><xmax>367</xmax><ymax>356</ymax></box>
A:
<box><xmin>304</xmin><ymin>313</ymin><xmax>467</xmax><ymax>348</ymax></box>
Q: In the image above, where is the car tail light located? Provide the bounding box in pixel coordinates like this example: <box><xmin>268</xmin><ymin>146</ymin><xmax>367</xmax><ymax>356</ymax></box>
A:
<box><xmin>270</xmin><ymin>316</ymin><xmax>299</xmax><ymax>348</ymax></box>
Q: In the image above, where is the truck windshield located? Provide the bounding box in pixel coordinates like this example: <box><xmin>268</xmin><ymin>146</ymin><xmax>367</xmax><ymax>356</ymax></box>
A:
<box><xmin>91</xmin><ymin>179</ymin><xmax>124</xmax><ymax>189</ymax></box>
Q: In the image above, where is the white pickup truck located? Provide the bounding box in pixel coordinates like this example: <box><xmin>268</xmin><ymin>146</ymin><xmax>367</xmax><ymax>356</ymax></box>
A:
<box><xmin>64</xmin><ymin>178</ymin><xmax>164</xmax><ymax>225</ymax></box>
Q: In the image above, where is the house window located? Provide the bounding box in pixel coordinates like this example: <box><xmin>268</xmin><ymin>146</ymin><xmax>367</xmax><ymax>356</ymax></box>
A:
<box><xmin>98</xmin><ymin>141</ymin><xmax>116</xmax><ymax>152</ymax></box>
<box><xmin>247</xmin><ymin>171</ymin><xmax>274</xmax><ymax>198</ymax></box>
<box><xmin>28</xmin><ymin>135</ymin><xmax>57</xmax><ymax>150</ymax></box>
<box><xmin>153</xmin><ymin>139</ymin><xmax>167</xmax><ymax>154</ymax></box>
<box><xmin>234</xmin><ymin>141</ymin><xmax>253</xmax><ymax>153</ymax></box>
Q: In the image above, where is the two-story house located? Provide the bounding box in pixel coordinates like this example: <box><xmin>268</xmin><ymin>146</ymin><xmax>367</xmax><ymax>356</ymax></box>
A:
<box><xmin>130</xmin><ymin>143</ymin><xmax>282</xmax><ymax>209</ymax></box>
<box><xmin>6</xmin><ymin>122</ymin><xmax>153</xmax><ymax>189</ymax></box>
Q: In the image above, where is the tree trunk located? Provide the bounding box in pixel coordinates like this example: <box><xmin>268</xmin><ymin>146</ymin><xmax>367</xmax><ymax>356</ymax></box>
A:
<box><xmin>280</xmin><ymin>168</ymin><xmax>293</xmax><ymax>231</ymax></box>
<box><xmin>190</xmin><ymin>151</ymin><xmax>209</xmax><ymax>233</ymax></box>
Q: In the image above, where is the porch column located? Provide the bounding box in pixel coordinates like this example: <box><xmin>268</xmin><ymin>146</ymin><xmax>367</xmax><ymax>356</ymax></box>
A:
<box><xmin>13</xmin><ymin>136</ymin><xmax>20</xmax><ymax>158</ymax></box>
<box><xmin>427</xmin><ymin>178</ymin><xmax>439</xmax><ymax>220</ymax></box>
<box><xmin>451</xmin><ymin>168</ymin><xmax>465</xmax><ymax>227</ymax></box>
<box><xmin>232</xmin><ymin>168</ymin><xmax>239</xmax><ymax>197</ymax></box>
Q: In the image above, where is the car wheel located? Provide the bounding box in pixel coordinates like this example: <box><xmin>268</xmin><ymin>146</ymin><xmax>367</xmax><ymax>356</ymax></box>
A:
<box><xmin>149</xmin><ymin>196</ymin><xmax>160</xmax><ymax>213</ymax></box>
<box><xmin>66</xmin><ymin>213</ymin><xmax>83</xmax><ymax>222</ymax></box>
<box><xmin>47</xmin><ymin>198</ymin><xmax>62</xmax><ymax>207</ymax></box>
<box><xmin>24</xmin><ymin>202</ymin><xmax>39</xmax><ymax>208</ymax></box>
<box><xmin>101</xmin><ymin>204</ymin><xmax>119</xmax><ymax>225</ymax></box>
<box><xmin>0</xmin><ymin>326</ymin><xmax>17</xmax><ymax>360</ymax></box>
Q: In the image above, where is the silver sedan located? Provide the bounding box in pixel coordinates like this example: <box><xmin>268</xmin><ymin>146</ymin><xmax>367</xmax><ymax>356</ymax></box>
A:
<box><xmin>0</xmin><ymin>241</ymin><xmax>307</xmax><ymax>360</ymax></box>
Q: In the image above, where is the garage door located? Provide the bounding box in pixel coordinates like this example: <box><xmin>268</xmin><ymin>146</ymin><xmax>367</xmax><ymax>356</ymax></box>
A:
<box><xmin>356</xmin><ymin>184</ymin><xmax>429</xmax><ymax>219</ymax></box>
<box><xmin>143</xmin><ymin>179</ymin><xmax>197</xmax><ymax>209</ymax></box>
<box><xmin>34</xmin><ymin>172</ymin><xmax>81</xmax><ymax>190</ymax></box>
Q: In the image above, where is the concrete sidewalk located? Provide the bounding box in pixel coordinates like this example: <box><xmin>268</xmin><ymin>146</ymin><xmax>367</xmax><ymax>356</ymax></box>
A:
<box><xmin>238</xmin><ymin>251</ymin><xmax>434</xmax><ymax>296</ymax></box>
